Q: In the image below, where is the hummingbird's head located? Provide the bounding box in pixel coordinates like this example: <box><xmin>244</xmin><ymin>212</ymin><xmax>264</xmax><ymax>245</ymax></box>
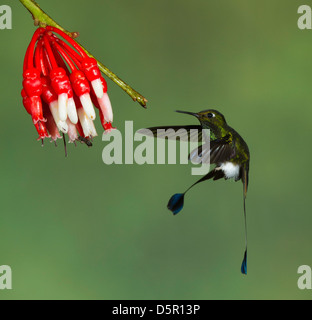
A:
<box><xmin>196</xmin><ymin>110</ymin><xmax>227</xmax><ymax>125</ymax></box>
<box><xmin>176</xmin><ymin>109</ymin><xmax>227</xmax><ymax>127</ymax></box>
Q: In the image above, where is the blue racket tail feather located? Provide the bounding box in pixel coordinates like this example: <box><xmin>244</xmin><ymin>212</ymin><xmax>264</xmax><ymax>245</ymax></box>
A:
<box><xmin>167</xmin><ymin>193</ymin><xmax>185</xmax><ymax>215</ymax></box>
<box><xmin>241</xmin><ymin>250</ymin><xmax>247</xmax><ymax>275</ymax></box>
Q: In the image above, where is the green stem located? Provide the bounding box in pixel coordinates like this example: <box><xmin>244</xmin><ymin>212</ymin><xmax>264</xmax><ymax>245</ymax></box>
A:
<box><xmin>19</xmin><ymin>0</ymin><xmax>148</xmax><ymax>108</ymax></box>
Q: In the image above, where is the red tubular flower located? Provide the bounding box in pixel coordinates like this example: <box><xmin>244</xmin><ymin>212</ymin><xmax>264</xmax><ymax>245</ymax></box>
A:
<box><xmin>46</xmin><ymin>26</ymin><xmax>104</xmax><ymax>99</ymax></box>
<box><xmin>21</xmin><ymin>89</ymin><xmax>32</xmax><ymax>115</ymax></box>
<box><xmin>80</xmin><ymin>57</ymin><xmax>103</xmax><ymax>99</ymax></box>
<box><xmin>90</xmin><ymin>82</ymin><xmax>114</xmax><ymax>133</ymax></box>
<box><xmin>92</xmin><ymin>76</ymin><xmax>113</xmax><ymax>123</ymax></box>
<box><xmin>21</xmin><ymin>26</ymin><xmax>115</xmax><ymax>152</ymax></box>
<box><xmin>99</xmin><ymin>108</ymin><xmax>115</xmax><ymax>133</ymax></box>
<box><xmin>34</xmin><ymin>121</ymin><xmax>50</xmax><ymax>141</ymax></box>
<box><xmin>22</xmin><ymin>28</ymin><xmax>46</xmax><ymax>125</ymax></box>
<box><xmin>49</xmin><ymin>44</ymin><xmax>78</xmax><ymax>125</ymax></box>
<box><xmin>70</xmin><ymin>70</ymin><xmax>95</xmax><ymax>120</ymax></box>
<box><xmin>50</xmin><ymin>67</ymin><xmax>71</xmax><ymax>122</ymax></box>
<box><xmin>51</xmin><ymin>38</ymin><xmax>96</xmax><ymax>121</ymax></box>
<box><xmin>41</xmin><ymin>76</ymin><xmax>68</xmax><ymax>133</ymax></box>
<box><xmin>22</xmin><ymin>68</ymin><xmax>44</xmax><ymax>124</ymax></box>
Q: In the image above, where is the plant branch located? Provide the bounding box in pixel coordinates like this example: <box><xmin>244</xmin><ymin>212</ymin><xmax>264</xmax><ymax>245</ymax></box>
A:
<box><xmin>19</xmin><ymin>0</ymin><xmax>148</xmax><ymax>108</ymax></box>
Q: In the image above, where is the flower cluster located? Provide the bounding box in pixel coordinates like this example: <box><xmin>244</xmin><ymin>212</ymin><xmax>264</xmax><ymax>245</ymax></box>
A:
<box><xmin>21</xmin><ymin>26</ymin><xmax>114</xmax><ymax>147</ymax></box>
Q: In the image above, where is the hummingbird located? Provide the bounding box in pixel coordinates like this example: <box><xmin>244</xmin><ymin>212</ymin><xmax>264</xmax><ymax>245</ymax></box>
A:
<box><xmin>140</xmin><ymin>109</ymin><xmax>250</xmax><ymax>275</ymax></box>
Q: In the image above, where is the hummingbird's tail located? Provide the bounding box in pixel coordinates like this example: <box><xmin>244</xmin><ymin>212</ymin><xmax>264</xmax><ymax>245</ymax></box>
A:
<box><xmin>167</xmin><ymin>169</ymin><xmax>222</xmax><ymax>215</ymax></box>
<box><xmin>241</xmin><ymin>249</ymin><xmax>247</xmax><ymax>275</ymax></box>
<box><xmin>240</xmin><ymin>194</ymin><xmax>247</xmax><ymax>275</ymax></box>
<box><xmin>241</xmin><ymin>168</ymin><xmax>248</xmax><ymax>275</ymax></box>
<box><xmin>167</xmin><ymin>193</ymin><xmax>185</xmax><ymax>215</ymax></box>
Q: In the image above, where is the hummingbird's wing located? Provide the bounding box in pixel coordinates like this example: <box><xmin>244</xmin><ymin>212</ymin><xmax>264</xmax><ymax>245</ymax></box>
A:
<box><xmin>189</xmin><ymin>135</ymin><xmax>236</xmax><ymax>165</ymax></box>
<box><xmin>137</xmin><ymin>125</ymin><xmax>203</xmax><ymax>142</ymax></box>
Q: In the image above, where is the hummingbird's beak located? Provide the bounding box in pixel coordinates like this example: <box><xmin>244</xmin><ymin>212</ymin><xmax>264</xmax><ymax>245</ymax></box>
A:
<box><xmin>175</xmin><ymin>110</ymin><xmax>199</xmax><ymax>118</ymax></box>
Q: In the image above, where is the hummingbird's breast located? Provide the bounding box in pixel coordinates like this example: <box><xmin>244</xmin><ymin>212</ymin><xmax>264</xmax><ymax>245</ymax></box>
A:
<box><xmin>218</xmin><ymin>162</ymin><xmax>240</xmax><ymax>180</ymax></box>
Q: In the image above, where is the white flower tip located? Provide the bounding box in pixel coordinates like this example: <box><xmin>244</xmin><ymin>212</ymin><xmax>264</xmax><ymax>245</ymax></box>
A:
<box><xmin>49</xmin><ymin>101</ymin><xmax>68</xmax><ymax>133</ymax></box>
<box><xmin>50</xmin><ymin>133</ymin><xmax>62</xmax><ymax>142</ymax></box>
<box><xmin>66</xmin><ymin>119</ymin><xmax>78</xmax><ymax>143</ymax></box>
<box><xmin>58</xmin><ymin>93</ymin><xmax>68</xmax><ymax>122</ymax></box>
<box><xmin>77</xmin><ymin>108</ymin><xmax>97</xmax><ymax>138</ymax></box>
<box><xmin>98</xmin><ymin>93</ymin><xmax>113</xmax><ymax>123</ymax></box>
<box><xmin>91</xmin><ymin>79</ymin><xmax>104</xmax><ymax>99</ymax></box>
<box><xmin>58</xmin><ymin>120</ymin><xmax>68</xmax><ymax>134</ymax></box>
<box><xmin>89</xmin><ymin>120</ymin><xmax>98</xmax><ymax>138</ymax></box>
<box><xmin>80</xmin><ymin>93</ymin><xmax>96</xmax><ymax>120</ymax></box>
<box><xmin>67</xmin><ymin>97</ymin><xmax>78</xmax><ymax>124</ymax></box>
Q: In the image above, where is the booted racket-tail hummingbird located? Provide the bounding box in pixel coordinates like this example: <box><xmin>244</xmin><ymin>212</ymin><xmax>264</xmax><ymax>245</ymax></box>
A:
<box><xmin>139</xmin><ymin>110</ymin><xmax>250</xmax><ymax>275</ymax></box>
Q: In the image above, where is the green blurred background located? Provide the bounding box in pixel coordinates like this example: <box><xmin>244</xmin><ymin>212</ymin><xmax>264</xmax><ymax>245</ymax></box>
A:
<box><xmin>0</xmin><ymin>0</ymin><xmax>311</xmax><ymax>300</ymax></box>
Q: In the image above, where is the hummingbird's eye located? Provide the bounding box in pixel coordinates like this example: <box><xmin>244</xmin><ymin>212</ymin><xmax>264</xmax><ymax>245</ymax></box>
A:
<box><xmin>207</xmin><ymin>113</ymin><xmax>214</xmax><ymax>118</ymax></box>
